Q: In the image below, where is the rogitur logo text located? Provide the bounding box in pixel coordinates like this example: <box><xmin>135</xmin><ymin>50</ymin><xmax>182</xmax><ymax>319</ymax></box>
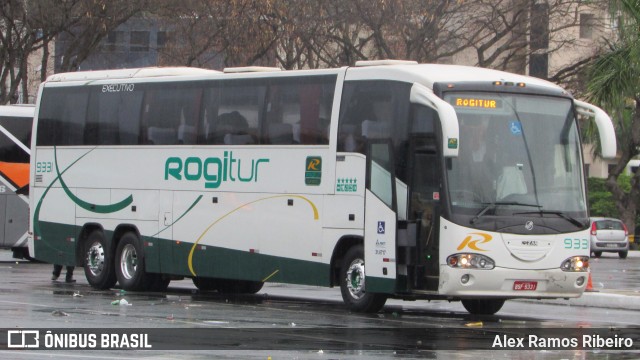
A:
<box><xmin>165</xmin><ymin>151</ymin><xmax>269</xmax><ymax>189</ymax></box>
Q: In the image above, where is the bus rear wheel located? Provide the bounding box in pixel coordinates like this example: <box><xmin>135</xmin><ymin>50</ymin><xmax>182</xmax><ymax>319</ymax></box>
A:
<box><xmin>339</xmin><ymin>245</ymin><xmax>387</xmax><ymax>313</ymax></box>
<box><xmin>461</xmin><ymin>299</ymin><xmax>505</xmax><ymax>315</ymax></box>
<box><xmin>115</xmin><ymin>232</ymin><xmax>151</xmax><ymax>291</ymax></box>
<box><xmin>84</xmin><ymin>230</ymin><xmax>117</xmax><ymax>290</ymax></box>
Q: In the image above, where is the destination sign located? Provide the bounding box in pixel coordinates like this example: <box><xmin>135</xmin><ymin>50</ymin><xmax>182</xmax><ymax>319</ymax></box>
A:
<box><xmin>453</xmin><ymin>97</ymin><xmax>502</xmax><ymax>109</ymax></box>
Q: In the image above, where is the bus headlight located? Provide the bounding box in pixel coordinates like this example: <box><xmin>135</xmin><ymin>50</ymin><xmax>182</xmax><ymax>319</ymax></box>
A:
<box><xmin>561</xmin><ymin>256</ymin><xmax>589</xmax><ymax>272</ymax></box>
<box><xmin>447</xmin><ymin>253</ymin><xmax>495</xmax><ymax>270</ymax></box>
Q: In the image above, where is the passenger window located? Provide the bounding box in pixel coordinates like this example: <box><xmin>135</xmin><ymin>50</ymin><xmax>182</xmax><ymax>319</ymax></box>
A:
<box><xmin>265</xmin><ymin>76</ymin><xmax>335</xmax><ymax>145</ymax></box>
<box><xmin>141</xmin><ymin>84</ymin><xmax>202</xmax><ymax>145</ymax></box>
<box><xmin>338</xmin><ymin>81</ymin><xmax>411</xmax><ymax>154</ymax></box>
<box><xmin>85</xmin><ymin>88</ymin><xmax>143</xmax><ymax>145</ymax></box>
<box><xmin>37</xmin><ymin>88</ymin><xmax>89</xmax><ymax>146</ymax></box>
<box><xmin>215</xmin><ymin>81</ymin><xmax>266</xmax><ymax>145</ymax></box>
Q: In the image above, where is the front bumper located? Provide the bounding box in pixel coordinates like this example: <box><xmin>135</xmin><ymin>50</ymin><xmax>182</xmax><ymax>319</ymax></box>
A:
<box><xmin>438</xmin><ymin>265</ymin><xmax>587</xmax><ymax>299</ymax></box>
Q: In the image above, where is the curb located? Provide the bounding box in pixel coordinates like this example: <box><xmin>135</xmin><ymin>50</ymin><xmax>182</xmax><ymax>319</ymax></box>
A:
<box><xmin>519</xmin><ymin>291</ymin><xmax>640</xmax><ymax>311</ymax></box>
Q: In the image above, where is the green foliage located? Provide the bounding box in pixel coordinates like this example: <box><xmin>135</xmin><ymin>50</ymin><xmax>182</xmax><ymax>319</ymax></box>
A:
<box><xmin>588</xmin><ymin>177</ymin><xmax>618</xmax><ymax>217</ymax></box>
<box><xmin>587</xmin><ymin>175</ymin><xmax>637</xmax><ymax>223</ymax></box>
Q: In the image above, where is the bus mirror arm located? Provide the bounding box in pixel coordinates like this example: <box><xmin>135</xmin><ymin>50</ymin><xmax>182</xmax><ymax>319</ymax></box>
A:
<box><xmin>410</xmin><ymin>83</ymin><xmax>459</xmax><ymax>158</ymax></box>
<box><xmin>574</xmin><ymin>100</ymin><xmax>617</xmax><ymax>159</ymax></box>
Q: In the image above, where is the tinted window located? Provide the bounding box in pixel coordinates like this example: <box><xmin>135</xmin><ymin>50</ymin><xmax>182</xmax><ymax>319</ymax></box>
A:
<box><xmin>142</xmin><ymin>84</ymin><xmax>202</xmax><ymax>145</ymax></box>
<box><xmin>85</xmin><ymin>87</ymin><xmax>144</xmax><ymax>145</ymax></box>
<box><xmin>265</xmin><ymin>76</ymin><xmax>334</xmax><ymax>145</ymax></box>
<box><xmin>37</xmin><ymin>88</ymin><xmax>89</xmax><ymax>146</ymax></box>
<box><xmin>338</xmin><ymin>80</ymin><xmax>412</xmax><ymax>178</ymax></box>
<box><xmin>201</xmin><ymin>75</ymin><xmax>336</xmax><ymax>146</ymax></box>
<box><xmin>36</xmin><ymin>75</ymin><xmax>337</xmax><ymax>147</ymax></box>
<box><xmin>0</xmin><ymin>116</ymin><xmax>31</xmax><ymax>163</ymax></box>
<box><xmin>213</xmin><ymin>80</ymin><xmax>266</xmax><ymax>145</ymax></box>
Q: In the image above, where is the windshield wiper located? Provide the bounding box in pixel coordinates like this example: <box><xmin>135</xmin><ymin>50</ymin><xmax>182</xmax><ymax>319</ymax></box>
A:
<box><xmin>515</xmin><ymin>210</ymin><xmax>585</xmax><ymax>227</ymax></box>
<box><xmin>470</xmin><ymin>202</ymin><xmax>542</xmax><ymax>224</ymax></box>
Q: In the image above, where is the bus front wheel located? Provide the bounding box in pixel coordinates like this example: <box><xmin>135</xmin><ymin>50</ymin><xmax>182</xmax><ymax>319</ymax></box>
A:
<box><xmin>461</xmin><ymin>299</ymin><xmax>505</xmax><ymax>315</ymax></box>
<box><xmin>339</xmin><ymin>245</ymin><xmax>387</xmax><ymax>313</ymax></box>
<box><xmin>84</xmin><ymin>230</ymin><xmax>117</xmax><ymax>290</ymax></box>
<box><xmin>115</xmin><ymin>232</ymin><xmax>151</xmax><ymax>291</ymax></box>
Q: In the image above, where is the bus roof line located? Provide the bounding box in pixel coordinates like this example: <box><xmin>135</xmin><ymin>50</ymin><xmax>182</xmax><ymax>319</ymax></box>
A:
<box><xmin>223</xmin><ymin>66</ymin><xmax>282</xmax><ymax>73</ymax></box>
<box><xmin>46</xmin><ymin>67</ymin><xmax>219</xmax><ymax>82</ymax></box>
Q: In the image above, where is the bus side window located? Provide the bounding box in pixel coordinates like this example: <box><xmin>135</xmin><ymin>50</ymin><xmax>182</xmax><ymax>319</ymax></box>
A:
<box><xmin>40</xmin><ymin>91</ymin><xmax>89</xmax><ymax>146</ymax></box>
<box><xmin>85</xmin><ymin>89</ymin><xmax>143</xmax><ymax>146</ymax></box>
<box><xmin>215</xmin><ymin>111</ymin><xmax>252</xmax><ymax>145</ymax></box>
<box><xmin>142</xmin><ymin>85</ymin><xmax>202</xmax><ymax>145</ymax></box>
<box><xmin>264</xmin><ymin>77</ymin><xmax>334</xmax><ymax>145</ymax></box>
<box><xmin>200</xmin><ymin>87</ymin><xmax>221</xmax><ymax>144</ymax></box>
<box><xmin>118</xmin><ymin>91</ymin><xmax>143</xmax><ymax>145</ymax></box>
<box><xmin>216</xmin><ymin>81</ymin><xmax>265</xmax><ymax>144</ymax></box>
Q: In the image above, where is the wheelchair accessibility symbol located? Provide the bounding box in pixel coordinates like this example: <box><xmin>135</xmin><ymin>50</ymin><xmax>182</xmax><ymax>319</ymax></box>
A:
<box><xmin>377</xmin><ymin>221</ymin><xmax>386</xmax><ymax>234</ymax></box>
<box><xmin>510</xmin><ymin>121</ymin><xmax>522</xmax><ymax>135</ymax></box>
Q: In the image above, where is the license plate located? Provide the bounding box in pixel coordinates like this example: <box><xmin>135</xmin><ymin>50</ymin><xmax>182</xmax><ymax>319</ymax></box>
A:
<box><xmin>605</xmin><ymin>243</ymin><xmax>618</xmax><ymax>248</ymax></box>
<box><xmin>513</xmin><ymin>281</ymin><xmax>537</xmax><ymax>291</ymax></box>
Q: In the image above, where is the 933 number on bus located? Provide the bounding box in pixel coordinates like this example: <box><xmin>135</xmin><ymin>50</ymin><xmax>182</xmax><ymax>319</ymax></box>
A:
<box><xmin>36</xmin><ymin>161</ymin><xmax>52</xmax><ymax>173</ymax></box>
<box><xmin>564</xmin><ymin>238</ymin><xmax>588</xmax><ymax>250</ymax></box>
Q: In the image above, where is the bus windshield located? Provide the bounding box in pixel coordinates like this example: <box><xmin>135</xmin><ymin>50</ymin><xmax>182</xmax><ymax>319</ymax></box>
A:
<box><xmin>444</xmin><ymin>92</ymin><xmax>586</xmax><ymax>223</ymax></box>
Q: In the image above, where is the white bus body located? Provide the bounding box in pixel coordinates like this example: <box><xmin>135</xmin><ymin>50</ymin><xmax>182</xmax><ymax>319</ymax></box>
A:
<box><xmin>0</xmin><ymin>105</ymin><xmax>34</xmax><ymax>259</ymax></box>
<box><xmin>28</xmin><ymin>63</ymin><xmax>615</xmax><ymax>314</ymax></box>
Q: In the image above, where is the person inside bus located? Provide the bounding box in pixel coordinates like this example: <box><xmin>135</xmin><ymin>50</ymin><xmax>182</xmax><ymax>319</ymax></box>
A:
<box><xmin>51</xmin><ymin>264</ymin><xmax>75</xmax><ymax>283</ymax></box>
<box><xmin>460</xmin><ymin>115</ymin><xmax>496</xmax><ymax>203</ymax></box>
<box><xmin>214</xmin><ymin>110</ymin><xmax>252</xmax><ymax>145</ymax></box>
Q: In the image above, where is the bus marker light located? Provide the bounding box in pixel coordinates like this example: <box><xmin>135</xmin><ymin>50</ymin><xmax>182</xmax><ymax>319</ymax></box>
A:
<box><xmin>561</xmin><ymin>256</ymin><xmax>589</xmax><ymax>272</ymax></box>
<box><xmin>447</xmin><ymin>253</ymin><xmax>495</xmax><ymax>269</ymax></box>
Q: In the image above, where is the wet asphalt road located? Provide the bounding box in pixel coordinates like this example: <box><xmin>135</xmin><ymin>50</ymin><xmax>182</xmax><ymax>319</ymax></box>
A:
<box><xmin>0</xmin><ymin>251</ymin><xmax>638</xmax><ymax>359</ymax></box>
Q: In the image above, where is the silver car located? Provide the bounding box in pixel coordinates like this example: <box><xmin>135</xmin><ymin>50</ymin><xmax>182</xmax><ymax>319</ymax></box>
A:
<box><xmin>590</xmin><ymin>217</ymin><xmax>629</xmax><ymax>259</ymax></box>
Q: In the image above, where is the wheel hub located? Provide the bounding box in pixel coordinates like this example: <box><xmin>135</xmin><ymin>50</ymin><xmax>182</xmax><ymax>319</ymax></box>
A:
<box><xmin>346</xmin><ymin>259</ymin><xmax>365</xmax><ymax>299</ymax></box>
<box><xmin>87</xmin><ymin>242</ymin><xmax>105</xmax><ymax>276</ymax></box>
<box><xmin>120</xmin><ymin>244</ymin><xmax>138</xmax><ymax>280</ymax></box>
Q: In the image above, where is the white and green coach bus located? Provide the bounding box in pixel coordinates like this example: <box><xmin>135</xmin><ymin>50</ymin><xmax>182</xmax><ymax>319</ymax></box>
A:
<box><xmin>28</xmin><ymin>61</ymin><xmax>616</xmax><ymax>315</ymax></box>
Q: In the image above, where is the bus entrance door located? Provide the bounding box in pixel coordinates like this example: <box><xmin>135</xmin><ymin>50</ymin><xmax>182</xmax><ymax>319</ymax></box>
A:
<box><xmin>409</xmin><ymin>143</ymin><xmax>441</xmax><ymax>291</ymax></box>
<box><xmin>364</xmin><ymin>141</ymin><xmax>397</xmax><ymax>294</ymax></box>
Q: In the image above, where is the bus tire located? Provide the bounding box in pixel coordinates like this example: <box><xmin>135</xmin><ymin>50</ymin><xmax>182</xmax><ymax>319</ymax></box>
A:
<box><xmin>148</xmin><ymin>274</ymin><xmax>171</xmax><ymax>292</ymax></box>
<box><xmin>114</xmin><ymin>232</ymin><xmax>150</xmax><ymax>291</ymax></box>
<box><xmin>193</xmin><ymin>277</ymin><xmax>218</xmax><ymax>292</ymax></box>
<box><xmin>84</xmin><ymin>230</ymin><xmax>117</xmax><ymax>290</ymax></box>
<box><xmin>339</xmin><ymin>245</ymin><xmax>387</xmax><ymax>313</ymax></box>
<box><xmin>461</xmin><ymin>299</ymin><xmax>505</xmax><ymax>315</ymax></box>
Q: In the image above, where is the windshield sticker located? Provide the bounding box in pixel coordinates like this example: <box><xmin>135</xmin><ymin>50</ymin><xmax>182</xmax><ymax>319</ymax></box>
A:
<box><xmin>509</xmin><ymin>121</ymin><xmax>522</xmax><ymax>135</ymax></box>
